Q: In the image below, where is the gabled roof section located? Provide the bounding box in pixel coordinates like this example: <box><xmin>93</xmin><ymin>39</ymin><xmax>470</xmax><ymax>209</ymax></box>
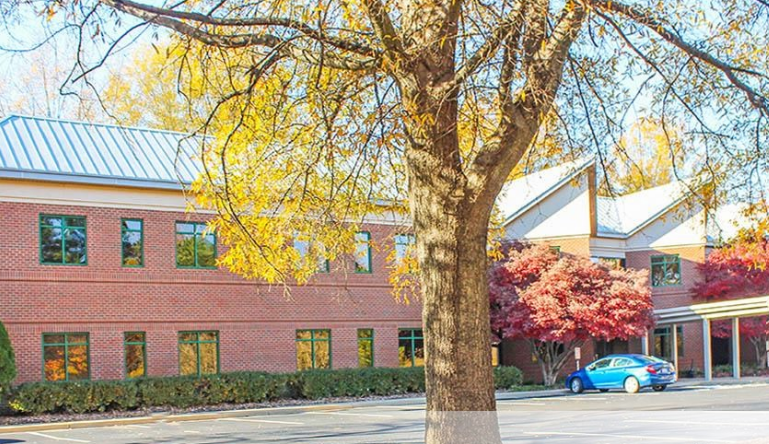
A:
<box><xmin>0</xmin><ymin>114</ymin><xmax>201</xmax><ymax>190</ymax></box>
<box><xmin>498</xmin><ymin>156</ymin><xmax>595</xmax><ymax>225</ymax></box>
<box><xmin>596</xmin><ymin>180</ymin><xmax>695</xmax><ymax>237</ymax></box>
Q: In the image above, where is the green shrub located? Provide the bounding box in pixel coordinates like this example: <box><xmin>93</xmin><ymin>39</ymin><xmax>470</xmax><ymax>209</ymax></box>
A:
<box><xmin>7</xmin><ymin>365</ymin><xmax>523</xmax><ymax>415</ymax></box>
<box><xmin>0</xmin><ymin>321</ymin><xmax>16</xmax><ymax>391</ymax></box>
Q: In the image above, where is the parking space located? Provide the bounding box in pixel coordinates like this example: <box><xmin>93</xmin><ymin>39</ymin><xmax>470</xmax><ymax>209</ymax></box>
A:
<box><xmin>2</xmin><ymin>383</ymin><xmax>768</xmax><ymax>444</ymax></box>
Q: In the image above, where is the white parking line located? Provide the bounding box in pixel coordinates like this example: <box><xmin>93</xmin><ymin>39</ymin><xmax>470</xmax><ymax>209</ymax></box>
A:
<box><xmin>26</xmin><ymin>431</ymin><xmax>91</xmax><ymax>443</ymax></box>
<box><xmin>219</xmin><ymin>417</ymin><xmax>305</xmax><ymax>425</ymax></box>
<box><xmin>626</xmin><ymin>419</ymin><xmax>769</xmax><ymax>426</ymax></box>
<box><xmin>305</xmin><ymin>411</ymin><xmax>395</xmax><ymax>419</ymax></box>
<box><xmin>522</xmin><ymin>431</ymin><xmax>735</xmax><ymax>443</ymax></box>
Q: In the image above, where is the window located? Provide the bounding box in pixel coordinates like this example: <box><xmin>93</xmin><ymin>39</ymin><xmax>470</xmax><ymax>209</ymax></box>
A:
<box><xmin>42</xmin><ymin>333</ymin><xmax>89</xmax><ymax>381</ymax></box>
<box><xmin>612</xmin><ymin>357</ymin><xmax>634</xmax><ymax>368</ymax></box>
<box><xmin>653</xmin><ymin>326</ymin><xmax>684</xmax><ymax>361</ymax></box>
<box><xmin>591</xmin><ymin>358</ymin><xmax>612</xmax><ymax>370</ymax></box>
<box><xmin>394</xmin><ymin>234</ymin><xmax>416</xmax><ymax>265</ymax></box>
<box><xmin>651</xmin><ymin>254</ymin><xmax>681</xmax><ymax>287</ymax></box>
<box><xmin>40</xmin><ymin>215</ymin><xmax>86</xmax><ymax>265</ymax></box>
<box><xmin>121</xmin><ymin>219</ymin><xmax>143</xmax><ymax>267</ymax></box>
<box><xmin>294</xmin><ymin>236</ymin><xmax>330</xmax><ymax>273</ymax></box>
<box><xmin>549</xmin><ymin>246</ymin><xmax>561</xmax><ymax>257</ymax></box>
<box><xmin>175</xmin><ymin>222</ymin><xmax>216</xmax><ymax>269</ymax></box>
<box><xmin>124</xmin><ymin>332</ymin><xmax>147</xmax><ymax>379</ymax></box>
<box><xmin>357</xmin><ymin>329</ymin><xmax>374</xmax><ymax>367</ymax></box>
<box><xmin>178</xmin><ymin>331</ymin><xmax>219</xmax><ymax>376</ymax></box>
<box><xmin>398</xmin><ymin>328</ymin><xmax>424</xmax><ymax>367</ymax></box>
<box><xmin>491</xmin><ymin>344</ymin><xmax>500</xmax><ymax>367</ymax></box>
<box><xmin>597</xmin><ymin>257</ymin><xmax>625</xmax><ymax>270</ymax></box>
<box><xmin>296</xmin><ymin>329</ymin><xmax>331</xmax><ymax>370</ymax></box>
<box><xmin>354</xmin><ymin>232</ymin><xmax>372</xmax><ymax>273</ymax></box>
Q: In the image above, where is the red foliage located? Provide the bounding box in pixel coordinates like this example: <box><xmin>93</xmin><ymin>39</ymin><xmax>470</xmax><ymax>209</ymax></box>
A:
<box><xmin>693</xmin><ymin>240</ymin><xmax>769</xmax><ymax>339</ymax></box>
<box><xmin>489</xmin><ymin>244</ymin><xmax>655</xmax><ymax>343</ymax></box>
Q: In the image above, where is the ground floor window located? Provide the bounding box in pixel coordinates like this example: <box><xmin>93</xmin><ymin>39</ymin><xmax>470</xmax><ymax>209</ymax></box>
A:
<box><xmin>124</xmin><ymin>332</ymin><xmax>147</xmax><ymax>378</ymax></box>
<box><xmin>42</xmin><ymin>333</ymin><xmax>89</xmax><ymax>381</ymax></box>
<box><xmin>357</xmin><ymin>329</ymin><xmax>374</xmax><ymax>367</ymax></box>
<box><xmin>594</xmin><ymin>339</ymin><xmax>629</xmax><ymax>358</ymax></box>
<box><xmin>398</xmin><ymin>328</ymin><xmax>424</xmax><ymax>367</ymax></box>
<box><xmin>178</xmin><ymin>331</ymin><xmax>219</xmax><ymax>376</ymax></box>
<box><xmin>653</xmin><ymin>326</ymin><xmax>684</xmax><ymax>361</ymax></box>
<box><xmin>296</xmin><ymin>329</ymin><xmax>331</xmax><ymax>370</ymax></box>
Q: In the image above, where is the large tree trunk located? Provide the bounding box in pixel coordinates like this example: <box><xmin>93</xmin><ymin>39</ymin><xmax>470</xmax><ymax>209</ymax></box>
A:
<box><xmin>405</xmin><ymin>87</ymin><xmax>502</xmax><ymax>442</ymax></box>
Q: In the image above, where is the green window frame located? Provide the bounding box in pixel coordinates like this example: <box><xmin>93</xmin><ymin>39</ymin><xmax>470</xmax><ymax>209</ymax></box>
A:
<box><xmin>651</xmin><ymin>254</ymin><xmax>682</xmax><ymax>287</ymax></box>
<box><xmin>175</xmin><ymin>222</ymin><xmax>217</xmax><ymax>269</ymax></box>
<box><xmin>357</xmin><ymin>329</ymin><xmax>374</xmax><ymax>368</ymax></box>
<box><xmin>42</xmin><ymin>332</ymin><xmax>90</xmax><ymax>381</ymax></box>
<box><xmin>293</xmin><ymin>236</ymin><xmax>330</xmax><ymax>273</ymax></box>
<box><xmin>296</xmin><ymin>329</ymin><xmax>332</xmax><ymax>370</ymax></box>
<box><xmin>394</xmin><ymin>234</ymin><xmax>416</xmax><ymax>268</ymax></box>
<box><xmin>653</xmin><ymin>326</ymin><xmax>684</xmax><ymax>360</ymax></box>
<box><xmin>124</xmin><ymin>332</ymin><xmax>147</xmax><ymax>379</ymax></box>
<box><xmin>39</xmin><ymin>215</ymin><xmax>87</xmax><ymax>265</ymax></box>
<box><xmin>549</xmin><ymin>245</ymin><xmax>561</xmax><ymax>257</ymax></box>
<box><xmin>398</xmin><ymin>328</ymin><xmax>424</xmax><ymax>367</ymax></box>
<box><xmin>121</xmin><ymin>219</ymin><xmax>144</xmax><ymax>267</ymax></box>
<box><xmin>354</xmin><ymin>231</ymin><xmax>372</xmax><ymax>273</ymax></box>
<box><xmin>178</xmin><ymin>331</ymin><xmax>219</xmax><ymax>376</ymax></box>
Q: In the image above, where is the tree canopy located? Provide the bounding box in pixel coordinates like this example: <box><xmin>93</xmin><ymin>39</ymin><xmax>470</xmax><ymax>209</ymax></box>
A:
<box><xmin>489</xmin><ymin>243</ymin><xmax>654</xmax><ymax>385</ymax></box>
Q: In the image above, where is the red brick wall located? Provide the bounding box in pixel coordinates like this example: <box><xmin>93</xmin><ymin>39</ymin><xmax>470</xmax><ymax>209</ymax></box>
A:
<box><xmin>0</xmin><ymin>200</ymin><xmax>422</xmax><ymax>383</ymax></box>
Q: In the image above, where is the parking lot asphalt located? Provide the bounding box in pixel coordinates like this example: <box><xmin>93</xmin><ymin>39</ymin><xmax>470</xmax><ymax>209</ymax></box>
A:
<box><xmin>1</xmin><ymin>382</ymin><xmax>769</xmax><ymax>444</ymax></box>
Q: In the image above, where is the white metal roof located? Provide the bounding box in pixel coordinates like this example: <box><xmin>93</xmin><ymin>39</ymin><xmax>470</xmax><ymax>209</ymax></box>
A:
<box><xmin>596</xmin><ymin>181</ymin><xmax>693</xmax><ymax>237</ymax></box>
<box><xmin>655</xmin><ymin>296</ymin><xmax>769</xmax><ymax>325</ymax></box>
<box><xmin>0</xmin><ymin>114</ymin><xmax>201</xmax><ymax>189</ymax></box>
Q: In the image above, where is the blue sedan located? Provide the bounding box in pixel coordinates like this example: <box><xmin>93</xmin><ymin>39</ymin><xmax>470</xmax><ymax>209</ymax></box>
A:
<box><xmin>565</xmin><ymin>354</ymin><xmax>676</xmax><ymax>394</ymax></box>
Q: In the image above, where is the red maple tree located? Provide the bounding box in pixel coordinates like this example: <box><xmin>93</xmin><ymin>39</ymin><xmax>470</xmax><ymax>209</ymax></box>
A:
<box><xmin>694</xmin><ymin>239</ymin><xmax>769</xmax><ymax>367</ymax></box>
<box><xmin>490</xmin><ymin>243</ymin><xmax>654</xmax><ymax>385</ymax></box>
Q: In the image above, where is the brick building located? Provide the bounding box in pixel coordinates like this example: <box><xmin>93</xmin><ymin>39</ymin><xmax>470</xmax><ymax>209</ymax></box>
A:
<box><xmin>0</xmin><ymin>114</ymin><xmax>758</xmax><ymax>384</ymax></box>
<box><xmin>0</xmin><ymin>115</ymin><xmax>422</xmax><ymax>383</ymax></box>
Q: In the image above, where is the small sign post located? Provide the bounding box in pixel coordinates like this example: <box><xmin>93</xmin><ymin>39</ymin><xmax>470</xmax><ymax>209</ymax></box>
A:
<box><xmin>575</xmin><ymin>347</ymin><xmax>582</xmax><ymax>370</ymax></box>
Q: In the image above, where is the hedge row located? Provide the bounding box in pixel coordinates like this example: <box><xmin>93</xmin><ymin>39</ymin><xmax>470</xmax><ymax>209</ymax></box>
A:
<box><xmin>6</xmin><ymin>366</ymin><xmax>523</xmax><ymax>415</ymax></box>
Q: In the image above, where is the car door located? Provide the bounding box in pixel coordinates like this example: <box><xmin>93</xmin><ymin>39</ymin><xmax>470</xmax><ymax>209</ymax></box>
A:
<box><xmin>604</xmin><ymin>357</ymin><xmax>634</xmax><ymax>388</ymax></box>
<box><xmin>585</xmin><ymin>358</ymin><xmax>614</xmax><ymax>388</ymax></box>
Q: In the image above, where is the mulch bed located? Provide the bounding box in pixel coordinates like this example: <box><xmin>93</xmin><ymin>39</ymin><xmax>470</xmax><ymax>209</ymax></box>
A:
<box><xmin>0</xmin><ymin>393</ymin><xmax>426</xmax><ymax>427</ymax></box>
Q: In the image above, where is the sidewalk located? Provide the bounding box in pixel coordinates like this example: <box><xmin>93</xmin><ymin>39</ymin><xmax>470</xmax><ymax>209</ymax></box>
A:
<box><xmin>1</xmin><ymin>377</ymin><xmax>767</xmax><ymax>434</ymax></box>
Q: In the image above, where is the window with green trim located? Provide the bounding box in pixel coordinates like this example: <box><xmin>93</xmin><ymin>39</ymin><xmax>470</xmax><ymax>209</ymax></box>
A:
<box><xmin>398</xmin><ymin>328</ymin><xmax>424</xmax><ymax>367</ymax></box>
<box><xmin>596</xmin><ymin>256</ymin><xmax>625</xmax><ymax>270</ymax></box>
<box><xmin>178</xmin><ymin>331</ymin><xmax>219</xmax><ymax>376</ymax></box>
<box><xmin>293</xmin><ymin>236</ymin><xmax>330</xmax><ymax>273</ymax></box>
<box><xmin>394</xmin><ymin>234</ymin><xmax>416</xmax><ymax>270</ymax></box>
<box><xmin>121</xmin><ymin>219</ymin><xmax>143</xmax><ymax>267</ymax></box>
<box><xmin>175</xmin><ymin>222</ymin><xmax>216</xmax><ymax>269</ymax></box>
<box><xmin>42</xmin><ymin>333</ymin><xmax>89</xmax><ymax>381</ymax></box>
<box><xmin>124</xmin><ymin>332</ymin><xmax>147</xmax><ymax>379</ymax></box>
<box><xmin>354</xmin><ymin>231</ymin><xmax>372</xmax><ymax>273</ymax></box>
<box><xmin>653</xmin><ymin>326</ymin><xmax>684</xmax><ymax>361</ymax></box>
<box><xmin>651</xmin><ymin>254</ymin><xmax>681</xmax><ymax>287</ymax></box>
<box><xmin>40</xmin><ymin>215</ymin><xmax>87</xmax><ymax>265</ymax></box>
<box><xmin>549</xmin><ymin>245</ymin><xmax>561</xmax><ymax>257</ymax></box>
<box><xmin>357</xmin><ymin>329</ymin><xmax>374</xmax><ymax>367</ymax></box>
<box><xmin>296</xmin><ymin>329</ymin><xmax>331</xmax><ymax>370</ymax></box>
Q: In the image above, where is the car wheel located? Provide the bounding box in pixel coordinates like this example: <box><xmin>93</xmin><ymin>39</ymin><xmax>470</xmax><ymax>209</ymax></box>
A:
<box><xmin>624</xmin><ymin>376</ymin><xmax>640</xmax><ymax>394</ymax></box>
<box><xmin>652</xmin><ymin>385</ymin><xmax>667</xmax><ymax>392</ymax></box>
<box><xmin>599</xmin><ymin>389</ymin><xmax>609</xmax><ymax>393</ymax></box>
<box><xmin>569</xmin><ymin>377</ymin><xmax>584</xmax><ymax>394</ymax></box>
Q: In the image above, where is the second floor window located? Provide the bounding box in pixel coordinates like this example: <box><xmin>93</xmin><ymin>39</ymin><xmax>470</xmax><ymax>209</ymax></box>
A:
<box><xmin>651</xmin><ymin>254</ymin><xmax>681</xmax><ymax>287</ymax></box>
<box><xmin>40</xmin><ymin>215</ymin><xmax>87</xmax><ymax>265</ymax></box>
<box><xmin>354</xmin><ymin>231</ymin><xmax>372</xmax><ymax>273</ymax></box>
<box><xmin>175</xmin><ymin>222</ymin><xmax>216</xmax><ymax>269</ymax></box>
<box><xmin>121</xmin><ymin>219</ymin><xmax>143</xmax><ymax>267</ymax></box>
<box><xmin>394</xmin><ymin>234</ymin><xmax>416</xmax><ymax>265</ymax></box>
<box><xmin>293</xmin><ymin>236</ymin><xmax>330</xmax><ymax>273</ymax></box>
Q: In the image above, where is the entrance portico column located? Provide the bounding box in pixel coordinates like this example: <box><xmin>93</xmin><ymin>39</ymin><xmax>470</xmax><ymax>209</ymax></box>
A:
<box><xmin>641</xmin><ymin>331</ymin><xmax>649</xmax><ymax>355</ymax></box>
<box><xmin>732</xmin><ymin>318</ymin><xmax>741</xmax><ymax>379</ymax></box>
<box><xmin>672</xmin><ymin>323</ymin><xmax>679</xmax><ymax>372</ymax></box>
<box><xmin>703</xmin><ymin>318</ymin><xmax>712</xmax><ymax>381</ymax></box>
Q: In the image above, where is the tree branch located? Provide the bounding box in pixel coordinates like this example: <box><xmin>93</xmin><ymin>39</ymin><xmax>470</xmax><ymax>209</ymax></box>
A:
<box><xmin>97</xmin><ymin>0</ymin><xmax>379</xmax><ymax>71</ymax></box>
<box><xmin>590</xmin><ymin>0</ymin><xmax>769</xmax><ymax>116</ymax></box>
<box><xmin>362</xmin><ymin>0</ymin><xmax>404</xmax><ymax>56</ymax></box>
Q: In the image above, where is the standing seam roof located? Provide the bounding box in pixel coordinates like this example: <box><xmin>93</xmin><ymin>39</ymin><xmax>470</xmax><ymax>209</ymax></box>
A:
<box><xmin>0</xmin><ymin>114</ymin><xmax>201</xmax><ymax>189</ymax></box>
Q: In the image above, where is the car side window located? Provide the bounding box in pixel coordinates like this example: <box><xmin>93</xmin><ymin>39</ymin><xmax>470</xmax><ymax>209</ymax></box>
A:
<box><xmin>612</xmin><ymin>358</ymin><xmax>633</xmax><ymax>367</ymax></box>
<box><xmin>593</xmin><ymin>358</ymin><xmax>612</xmax><ymax>370</ymax></box>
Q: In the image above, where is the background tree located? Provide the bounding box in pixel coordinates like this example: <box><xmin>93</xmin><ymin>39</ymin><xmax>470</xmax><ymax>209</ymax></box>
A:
<box><xmin>0</xmin><ymin>321</ymin><xmax>16</xmax><ymax>396</ymax></box>
<box><xmin>694</xmin><ymin>236</ymin><xmax>769</xmax><ymax>367</ymax></box>
<box><xmin>4</xmin><ymin>0</ymin><xmax>768</xmax><ymax>442</ymax></box>
<box><xmin>490</xmin><ymin>244</ymin><xmax>654</xmax><ymax>386</ymax></box>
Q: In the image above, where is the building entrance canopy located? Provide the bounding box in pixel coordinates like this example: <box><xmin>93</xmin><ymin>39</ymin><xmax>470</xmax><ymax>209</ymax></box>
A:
<box><xmin>644</xmin><ymin>296</ymin><xmax>769</xmax><ymax>381</ymax></box>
